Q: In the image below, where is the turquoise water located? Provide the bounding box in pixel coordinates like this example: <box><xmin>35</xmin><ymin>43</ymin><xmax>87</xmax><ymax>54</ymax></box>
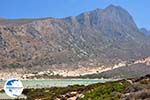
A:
<box><xmin>0</xmin><ymin>79</ymin><xmax>115</xmax><ymax>89</ymax></box>
<box><xmin>22</xmin><ymin>79</ymin><xmax>115</xmax><ymax>88</ymax></box>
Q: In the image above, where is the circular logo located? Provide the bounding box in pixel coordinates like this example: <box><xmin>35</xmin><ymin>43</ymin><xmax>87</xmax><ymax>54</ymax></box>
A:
<box><xmin>4</xmin><ymin>78</ymin><xmax>24</xmax><ymax>98</ymax></box>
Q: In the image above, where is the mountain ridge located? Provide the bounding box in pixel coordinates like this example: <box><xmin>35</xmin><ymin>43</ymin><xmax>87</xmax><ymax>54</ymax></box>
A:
<box><xmin>140</xmin><ymin>28</ymin><xmax>150</xmax><ymax>36</ymax></box>
<box><xmin>0</xmin><ymin>5</ymin><xmax>150</xmax><ymax>78</ymax></box>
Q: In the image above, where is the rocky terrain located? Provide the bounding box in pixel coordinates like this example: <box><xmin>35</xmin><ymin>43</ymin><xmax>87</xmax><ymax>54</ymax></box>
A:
<box><xmin>80</xmin><ymin>56</ymin><xmax>150</xmax><ymax>79</ymax></box>
<box><xmin>120</xmin><ymin>75</ymin><xmax>150</xmax><ymax>100</ymax></box>
<box><xmin>0</xmin><ymin>5</ymin><xmax>150</xmax><ymax>78</ymax></box>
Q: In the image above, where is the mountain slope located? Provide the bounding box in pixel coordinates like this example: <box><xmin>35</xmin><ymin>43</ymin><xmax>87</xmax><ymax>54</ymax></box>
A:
<box><xmin>0</xmin><ymin>5</ymin><xmax>150</xmax><ymax>76</ymax></box>
<box><xmin>140</xmin><ymin>28</ymin><xmax>150</xmax><ymax>36</ymax></box>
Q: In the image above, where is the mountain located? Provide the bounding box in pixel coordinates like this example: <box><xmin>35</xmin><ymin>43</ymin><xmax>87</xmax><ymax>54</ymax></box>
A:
<box><xmin>140</xmin><ymin>28</ymin><xmax>150</xmax><ymax>36</ymax></box>
<box><xmin>0</xmin><ymin>5</ymin><xmax>150</xmax><ymax>77</ymax></box>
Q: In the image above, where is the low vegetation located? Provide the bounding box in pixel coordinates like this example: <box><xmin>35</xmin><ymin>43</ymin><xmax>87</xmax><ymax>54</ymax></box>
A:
<box><xmin>79</xmin><ymin>80</ymin><xmax>130</xmax><ymax>100</ymax></box>
<box><xmin>21</xmin><ymin>80</ymin><xmax>130</xmax><ymax>100</ymax></box>
<box><xmin>22</xmin><ymin>85</ymin><xmax>85</xmax><ymax>100</ymax></box>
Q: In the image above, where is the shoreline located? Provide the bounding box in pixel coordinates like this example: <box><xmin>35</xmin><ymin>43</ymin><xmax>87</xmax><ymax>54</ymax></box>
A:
<box><xmin>0</xmin><ymin>78</ymin><xmax>119</xmax><ymax>90</ymax></box>
<box><xmin>0</xmin><ymin>77</ymin><xmax>121</xmax><ymax>81</ymax></box>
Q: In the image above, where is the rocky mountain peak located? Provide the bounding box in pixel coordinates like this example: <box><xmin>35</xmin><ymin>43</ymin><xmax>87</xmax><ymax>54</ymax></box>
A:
<box><xmin>105</xmin><ymin>4</ymin><xmax>121</xmax><ymax>10</ymax></box>
<box><xmin>63</xmin><ymin>5</ymin><xmax>138</xmax><ymax>33</ymax></box>
<box><xmin>102</xmin><ymin>5</ymin><xmax>137</xmax><ymax>30</ymax></box>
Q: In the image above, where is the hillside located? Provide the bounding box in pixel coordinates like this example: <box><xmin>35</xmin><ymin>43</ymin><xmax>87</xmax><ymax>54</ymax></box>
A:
<box><xmin>0</xmin><ymin>5</ymin><xmax>150</xmax><ymax>77</ymax></box>
<box><xmin>79</xmin><ymin>57</ymin><xmax>150</xmax><ymax>79</ymax></box>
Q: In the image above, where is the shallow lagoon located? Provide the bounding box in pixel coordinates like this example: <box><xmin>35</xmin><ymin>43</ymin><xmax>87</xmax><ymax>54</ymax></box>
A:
<box><xmin>0</xmin><ymin>78</ymin><xmax>116</xmax><ymax>88</ymax></box>
<box><xmin>22</xmin><ymin>79</ymin><xmax>116</xmax><ymax>88</ymax></box>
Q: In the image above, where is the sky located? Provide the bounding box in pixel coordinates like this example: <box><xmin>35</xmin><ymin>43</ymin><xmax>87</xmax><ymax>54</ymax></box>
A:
<box><xmin>0</xmin><ymin>0</ymin><xmax>149</xmax><ymax>29</ymax></box>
